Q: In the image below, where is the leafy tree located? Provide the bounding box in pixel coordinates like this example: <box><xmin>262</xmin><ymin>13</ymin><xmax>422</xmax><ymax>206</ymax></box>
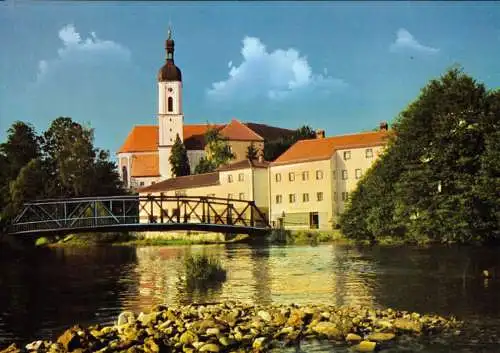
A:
<box><xmin>0</xmin><ymin>121</ymin><xmax>41</xmax><ymax>180</ymax></box>
<box><xmin>194</xmin><ymin>128</ymin><xmax>234</xmax><ymax>174</ymax></box>
<box><xmin>42</xmin><ymin>117</ymin><xmax>95</xmax><ymax>197</ymax></box>
<box><xmin>169</xmin><ymin>134</ymin><xmax>190</xmax><ymax>177</ymax></box>
<box><xmin>194</xmin><ymin>157</ymin><xmax>216</xmax><ymax>174</ymax></box>
<box><xmin>246</xmin><ymin>142</ymin><xmax>259</xmax><ymax>160</ymax></box>
<box><xmin>7</xmin><ymin>159</ymin><xmax>48</xmax><ymax>214</ymax></box>
<box><xmin>340</xmin><ymin>67</ymin><xmax>500</xmax><ymax>244</ymax></box>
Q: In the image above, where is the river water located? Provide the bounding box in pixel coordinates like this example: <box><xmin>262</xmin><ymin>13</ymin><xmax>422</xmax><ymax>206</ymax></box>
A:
<box><xmin>1</xmin><ymin>243</ymin><xmax>499</xmax><ymax>352</ymax></box>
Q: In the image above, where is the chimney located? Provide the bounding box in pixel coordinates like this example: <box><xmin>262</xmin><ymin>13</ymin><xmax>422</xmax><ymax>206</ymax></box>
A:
<box><xmin>379</xmin><ymin>121</ymin><xmax>388</xmax><ymax>131</ymax></box>
<box><xmin>315</xmin><ymin>129</ymin><xmax>325</xmax><ymax>139</ymax></box>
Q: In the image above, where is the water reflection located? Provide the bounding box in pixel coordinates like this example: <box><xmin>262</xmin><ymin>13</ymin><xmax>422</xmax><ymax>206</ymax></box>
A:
<box><xmin>1</xmin><ymin>243</ymin><xmax>500</xmax><ymax>352</ymax></box>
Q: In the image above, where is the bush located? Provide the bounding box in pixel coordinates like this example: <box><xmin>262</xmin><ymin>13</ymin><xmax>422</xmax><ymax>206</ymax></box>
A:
<box><xmin>184</xmin><ymin>254</ymin><xmax>227</xmax><ymax>290</ymax></box>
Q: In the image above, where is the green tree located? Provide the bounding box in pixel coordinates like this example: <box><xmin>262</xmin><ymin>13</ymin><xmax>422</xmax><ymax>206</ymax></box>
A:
<box><xmin>194</xmin><ymin>128</ymin><xmax>235</xmax><ymax>174</ymax></box>
<box><xmin>0</xmin><ymin>121</ymin><xmax>41</xmax><ymax>180</ymax></box>
<box><xmin>194</xmin><ymin>157</ymin><xmax>216</xmax><ymax>174</ymax></box>
<box><xmin>169</xmin><ymin>134</ymin><xmax>191</xmax><ymax>177</ymax></box>
<box><xmin>246</xmin><ymin>142</ymin><xmax>259</xmax><ymax>160</ymax></box>
<box><xmin>42</xmin><ymin>117</ymin><xmax>95</xmax><ymax>197</ymax></box>
<box><xmin>340</xmin><ymin>67</ymin><xmax>500</xmax><ymax>244</ymax></box>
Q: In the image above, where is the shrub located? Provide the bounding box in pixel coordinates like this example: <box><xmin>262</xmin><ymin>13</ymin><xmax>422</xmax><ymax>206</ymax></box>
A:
<box><xmin>184</xmin><ymin>254</ymin><xmax>227</xmax><ymax>290</ymax></box>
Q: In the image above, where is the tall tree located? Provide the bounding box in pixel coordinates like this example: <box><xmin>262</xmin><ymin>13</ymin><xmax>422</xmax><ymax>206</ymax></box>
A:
<box><xmin>194</xmin><ymin>128</ymin><xmax>234</xmax><ymax>174</ymax></box>
<box><xmin>170</xmin><ymin>134</ymin><xmax>191</xmax><ymax>177</ymax></box>
<box><xmin>340</xmin><ymin>67</ymin><xmax>500</xmax><ymax>244</ymax></box>
<box><xmin>42</xmin><ymin>117</ymin><xmax>95</xmax><ymax>197</ymax></box>
<box><xmin>0</xmin><ymin>121</ymin><xmax>41</xmax><ymax>181</ymax></box>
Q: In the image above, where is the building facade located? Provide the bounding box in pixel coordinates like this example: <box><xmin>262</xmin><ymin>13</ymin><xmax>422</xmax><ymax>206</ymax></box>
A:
<box><xmin>269</xmin><ymin>128</ymin><xmax>390</xmax><ymax>229</ymax></box>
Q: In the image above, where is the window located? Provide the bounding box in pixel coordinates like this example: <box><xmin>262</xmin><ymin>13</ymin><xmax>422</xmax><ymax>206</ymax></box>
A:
<box><xmin>343</xmin><ymin>151</ymin><xmax>351</xmax><ymax>160</ymax></box>
<box><xmin>139</xmin><ymin>181</ymin><xmax>145</xmax><ymax>186</ymax></box>
<box><xmin>302</xmin><ymin>193</ymin><xmax>309</xmax><ymax>202</ymax></box>
<box><xmin>355</xmin><ymin>169</ymin><xmax>362</xmax><ymax>179</ymax></box>
<box><xmin>334</xmin><ymin>192</ymin><xmax>337</xmax><ymax>201</ymax></box>
<box><xmin>302</xmin><ymin>171</ymin><xmax>309</xmax><ymax>181</ymax></box>
<box><xmin>167</xmin><ymin>97</ymin><xmax>173</xmax><ymax>112</ymax></box>
<box><xmin>275</xmin><ymin>173</ymin><xmax>282</xmax><ymax>182</ymax></box>
<box><xmin>342</xmin><ymin>170</ymin><xmax>348</xmax><ymax>180</ymax></box>
<box><xmin>275</xmin><ymin>195</ymin><xmax>282</xmax><ymax>204</ymax></box>
<box><xmin>239</xmin><ymin>193</ymin><xmax>245</xmax><ymax>200</ymax></box>
<box><xmin>289</xmin><ymin>194</ymin><xmax>296</xmax><ymax>203</ymax></box>
<box><xmin>228</xmin><ymin>193</ymin><xmax>233</xmax><ymax>199</ymax></box>
<box><xmin>342</xmin><ymin>192</ymin><xmax>349</xmax><ymax>201</ymax></box>
<box><xmin>151</xmin><ymin>181</ymin><xmax>156</xmax><ymax>185</ymax></box>
<box><xmin>122</xmin><ymin>166</ymin><xmax>128</xmax><ymax>188</ymax></box>
<box><xmin>366</xmin><ymin>148</ymin><xmax>373</xmax><ymax>158</ymax></box>
<box><xmin>332</xmin><ymin>170</ymin><xmax>336</xmax><ymax>180</ymax></box>
<box><xmin>316</xmin><ymin>170</ymin><xmax>324</xmax><ymax>180</ymax></box>
<box><xmin>289</xmin><ymin>172</ymin><xmax>295</xmax><ymax>181</ymax></box>
<box><xmin>238</xmin><ymin>173</ymin><xmax>244</xmax><ymax>182</ymax></box>
<box><xmin>317</xmin><ymin>192</ymin><xmax>324</xmax><ymax>201</ymax></box>
<box><xmin>227</xmin><ymin>174</ymin><xmax>233</xmax><ymax>183</ymax></box>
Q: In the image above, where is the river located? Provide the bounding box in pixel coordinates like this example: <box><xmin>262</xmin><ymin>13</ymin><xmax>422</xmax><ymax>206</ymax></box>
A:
<box><xmin>0</xmin><ymin>243</ymin><xmax>499</xmax><ymax>352</ymax></box>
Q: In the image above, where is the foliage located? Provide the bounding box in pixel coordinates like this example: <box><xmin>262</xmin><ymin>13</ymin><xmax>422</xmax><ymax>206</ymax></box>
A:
<box><xmin>340</xmin><ymin>68</ymin><xmax>500</xmax><ymax>244</ymax></box>
<box><xmin>194</xmin><ymin>157</ymin><xmax>216</xmax><ymax>174</ymax></box>
<box><xmin>169</xmin><ymin>134</ymin><xmax>190</xmax><ymax>177</ymax></box>
<box><xmin>184</xmin><ymin>254</ymin><xmax>227</xmax><ymax>290</ymax></box>
<box><xmin>0</xmin><ymin>117</ymin><xmax>125</xmax><ymax>226</ymax></box>
<box><xmin>194</xmin><ymin>127</ymin><xmax>235</xmax><ymax>173</ymax></box>
<box><xmin>246</xmin><ymin>142</ymin><xmax>259</xmax><ymax>160</ymax></box>
<box><xmin>264</xmin><ymin>125</ymin><xmax>316</xmax><ymax>161</ymax></box>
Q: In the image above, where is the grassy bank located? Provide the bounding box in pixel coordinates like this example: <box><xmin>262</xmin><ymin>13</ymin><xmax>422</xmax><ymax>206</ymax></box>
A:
<box><xmin>268</xmin><ymin>229</ymin><xmax>350</xmax><ymax>245</ymax></box>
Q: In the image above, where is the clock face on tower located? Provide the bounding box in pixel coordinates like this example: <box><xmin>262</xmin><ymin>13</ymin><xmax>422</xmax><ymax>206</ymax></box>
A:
<box><xmin>168</xmin><ymin>87</ymin><xmax>173</xmax><ymax>92</ymax></box>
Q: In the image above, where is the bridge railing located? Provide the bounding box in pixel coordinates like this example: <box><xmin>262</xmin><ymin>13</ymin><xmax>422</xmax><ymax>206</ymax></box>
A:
<box><xmin>9</xmin><ymin>195</ymin><xmax>269</xmax><ymax>234</ymax></box>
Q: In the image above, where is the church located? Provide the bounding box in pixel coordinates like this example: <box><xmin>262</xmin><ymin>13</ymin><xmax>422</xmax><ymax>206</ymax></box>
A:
<box><xmin>117</xmin><ymin>29</ymin><xmax>296</xmax><ymax>189</ymax></box>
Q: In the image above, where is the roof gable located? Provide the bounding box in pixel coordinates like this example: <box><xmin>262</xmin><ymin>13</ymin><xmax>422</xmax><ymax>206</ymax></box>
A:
<box><xmin>244</xmin><ymin>122</ymin><xmax>295</xmax><ymax>141</ymax></box>
<box><xmin>219</xmin><ymin>119</ymin><xmax>264</xmax><ymax>141</ymax></box>
<box><xmin>272</xmin><ymin>131</ymin><xmax>390</xmax><ymax>166</ymax></box>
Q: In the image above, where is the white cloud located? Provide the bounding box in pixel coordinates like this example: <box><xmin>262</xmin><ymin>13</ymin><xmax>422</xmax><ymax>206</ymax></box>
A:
<box><xmin>390</xmin><ymin>28</ymin><xmax>439</xmax><ymax>54</ymax></box>
<box><xmin>207</xmin><ymin>36</ymin><xmax>346</xmax><ymax>102</ymax></box>
<box><xmin>36</xmin><ymin>24</ymin><xmax>131</xmax><ymax>82</ymax></box>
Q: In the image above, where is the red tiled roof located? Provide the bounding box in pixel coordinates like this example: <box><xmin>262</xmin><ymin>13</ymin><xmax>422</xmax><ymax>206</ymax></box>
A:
<box><xmin>118</xmin><ymin>124</ymin><xmax>224</xmax><ymax>153</ymax></box>
<box><xmin>217</xmin><ymin>159</ymin><xmax>270</xmax><ymax>172</ymax></box>
<box><xmin>272</xmin><ymin>131</ymin><xmax>390</xmax><ymax>166</ymax></box>
<box><xmin>219</xmin><ymin>119</ymin><xmax>264</xmax><ymax>141</ymax></box>
<box><xmin>118</xmin><ymin>121</ymin><xmax>296</xmax><ymax>154</ymax></box>
<box><xmin>138</xmin><ymin>172</ymin><xmax>220</xmax><ymax>193</ymax></box>
<box><xmin>118</xmin><ymin>126</ymin><xmax>158</xmax><ymax>153</ymax></box>
<box><xmin>130</xmin><ymin>154</ymin><xmax>160</xmax><ymax>177</ymax></box>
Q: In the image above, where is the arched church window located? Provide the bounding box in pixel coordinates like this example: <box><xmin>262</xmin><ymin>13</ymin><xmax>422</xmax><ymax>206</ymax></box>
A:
<box><xmin>122</xmin><ymin>166</ymin><xmax>128</xmax><ymax>188</ymax></box>
<box><xmin>168</xmin><ymin>97</ymin><xmax>173</xmax><ymax>112</ymax></box>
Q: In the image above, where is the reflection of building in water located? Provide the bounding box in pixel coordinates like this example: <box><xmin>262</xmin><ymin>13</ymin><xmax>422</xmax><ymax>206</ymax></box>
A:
<box><xmin>127</xmin><ymin>244</ymin><xmax>376</xmax><ymax>312</ymax></box>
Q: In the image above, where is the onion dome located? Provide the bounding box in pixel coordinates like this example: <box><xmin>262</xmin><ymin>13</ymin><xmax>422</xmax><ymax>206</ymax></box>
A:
<box><xmin>158</xmin><ymin>27</ymin><xmax>182</xmax><ymax>82</ymax></box>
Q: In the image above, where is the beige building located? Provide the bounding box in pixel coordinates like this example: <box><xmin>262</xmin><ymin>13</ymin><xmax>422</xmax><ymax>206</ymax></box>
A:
<box><xmin>269</xmin><ymin>127</ymin><xmax>390</xmax><ymax>229</ymax></box>
<box><xmin>137</xmin><ymin>159</ymin><xmax>270</xmax><ymax>225</ymax></box>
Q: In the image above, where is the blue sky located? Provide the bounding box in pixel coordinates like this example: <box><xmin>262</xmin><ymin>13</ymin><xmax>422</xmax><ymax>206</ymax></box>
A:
<box><xmin>1</xmin><ymin>1</ymin><xmax>499</xmax><ymax>155</ymax></box>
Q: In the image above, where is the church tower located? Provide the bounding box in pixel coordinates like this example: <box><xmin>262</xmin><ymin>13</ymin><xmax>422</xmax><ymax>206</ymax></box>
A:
<box><xmin>158</xmin><ymin>27</ymin><xmax>183</xmax><ymax>180</ymax></box>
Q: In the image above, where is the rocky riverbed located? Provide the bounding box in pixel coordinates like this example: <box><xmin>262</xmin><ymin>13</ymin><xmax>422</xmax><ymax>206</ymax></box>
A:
<box><xmin>1</xmin><ymin>302</ymin><xmax>462</xmax><ymax>353</ymax></box>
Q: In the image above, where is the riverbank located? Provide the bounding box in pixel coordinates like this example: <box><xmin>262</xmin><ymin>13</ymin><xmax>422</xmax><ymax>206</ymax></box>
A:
<box><xmin>31</xmin><ymin>229</ymin><xmax>348</xmax><ymax>248</ymax></box>
<box><xmin>1</xmin><ymin>302</ymin><xmax>462</xmax><ymax>353</ymax></box>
